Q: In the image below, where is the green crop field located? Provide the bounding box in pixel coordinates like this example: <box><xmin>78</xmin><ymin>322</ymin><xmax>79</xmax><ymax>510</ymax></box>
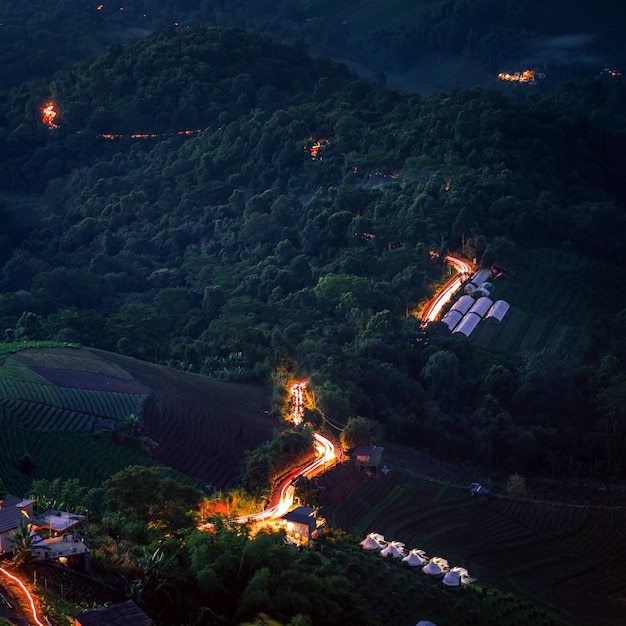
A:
<box><xmin>0</xmin><ymin>420</ymin><xmax>158</xmax><ymax>495</ymax></box>
<box><xmin>0</xmin><ymin>345</ymin><xmax>149</xmax><ymax>433</ymax></box>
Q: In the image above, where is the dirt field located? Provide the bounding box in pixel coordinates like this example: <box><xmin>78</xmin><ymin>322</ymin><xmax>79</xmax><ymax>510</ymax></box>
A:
<box><xmin>100</xmin><ymin>351</ymin><xmax>276</xmax><ymax>489</ymax></box>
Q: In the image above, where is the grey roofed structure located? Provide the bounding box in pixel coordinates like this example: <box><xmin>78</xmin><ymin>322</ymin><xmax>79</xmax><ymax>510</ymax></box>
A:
<box><xmin>75</xmin><ymin>600</ymin><xmax>153</xmax><ymax>626</ymax></box>
<box><xmin>449</xmin><ymin>294</ymin><xmax>474</xmax><ymax>315</ymax></box>
<box><xmin>441</xmin><ymin>309</ymin><xmax>463</xmax><ymax>331</ymax></box>
<box><xmin>0</xmin><ymin>497</ymin><xmax>36</xmax><ymax>554</ymax></box>
<box><xmin>281</xmin><ymin>505</ymin><xmax>316</xmax><ymax>527</ymax></box>
<box><xmin>464</xmin><ymin>268</ymin><xmax>492</xmax><ymax>295</ymax></box>
<box><xmin>475</xmin><ymin>281</ymin><xmax>494</xmax><ymax>297</ymax></box>
<box><xmin>0</xmin><ymin>498</ymin><xmax>27</xmax><ymax>533</ymax></box>
<box><xmin>467</xmin><ymin>296</ymin><xmax>493</xmax><ymax>318</ymax></box>
<box><xmin>280</xmin><ymin>506</ymin><xmax>323</xmax><ymax>542</ymax></box>
<box><xmin>485</xmin><ymin>299</ymin><xmax>510</xmax><ymax>323</ymax></box>
<box><xmin>453</xmin><ymin>312</ymin><xmax>481</xmax><ymax>337</ymax></box>
<box><xmin>470</xmin><ymin>268</ymin><xmax>492</xmax><ymax>285</ymax></box>
<box><xmin>352</xmin><ymin>445</ymin><xmax>384</xmax><ymax>468</ymax></box>
<box><xmin>38</xmin><ymin>509</ymin><xmax>86</xmax><ymax>533</ymax></box>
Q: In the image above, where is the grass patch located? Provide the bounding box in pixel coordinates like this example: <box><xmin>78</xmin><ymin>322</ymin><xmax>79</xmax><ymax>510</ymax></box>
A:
<box><xmin>0</xmin><ymin>341</ymin><xmax>81</xmax><ymax>360</ymax></box>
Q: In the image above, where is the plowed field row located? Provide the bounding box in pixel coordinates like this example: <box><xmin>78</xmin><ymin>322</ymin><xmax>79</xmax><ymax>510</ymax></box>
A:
<box><xmin>0</xmin><ymin>399</ymin><xmax>99</xmax><ymax>431</ymax></box>
<box><xmin>141</xmin><ymin>393</ymin><xmax>243</xmax><ymax>486</ymax></box>
<box><xmin>321</xmin><ymin>461</ymin><xmax>626</xmax><ymax>625</ymax></box>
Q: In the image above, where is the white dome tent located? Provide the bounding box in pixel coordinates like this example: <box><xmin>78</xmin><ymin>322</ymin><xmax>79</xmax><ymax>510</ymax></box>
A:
<box><xmin>443</xmin><ymin>566</ymin><xmax>474</xmax><ymax>587</ymax></box>
<box><xmin>380</xmin><ymin>541</ymin><xmax>406</xmax><ymax>558</ymax></box>
<box><xmin>402</xmin><ymin>549</ymin><xmax>429</xmax><ymax>567</ymax></box>
<box><xmin>432</xmin><ymin>557</ymin><xmax>449</xmax><ymax>571</ymax></box>
<box><xmin>422</xmin><ymin>560</ymin><xmax>443</xmax><ymax>576</ymax></box>
<box><xmin>360</xmin><ymin>532</ymin><xmax>386</xmax><ymax>550</ymax></box>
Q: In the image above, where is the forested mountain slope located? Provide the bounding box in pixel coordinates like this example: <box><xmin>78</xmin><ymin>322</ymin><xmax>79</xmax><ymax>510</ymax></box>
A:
<box><xmin>1</xmin><ymin>26</ymin><xmax>626</xmax><ymax>481</ymax></box>
<box><xmin>1</xmin><ymin>0</ymin><xmax>625</xmax><ymax>92</ymax></box>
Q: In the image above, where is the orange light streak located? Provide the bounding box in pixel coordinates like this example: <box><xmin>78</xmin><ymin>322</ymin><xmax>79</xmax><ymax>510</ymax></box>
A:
<box><xmin>0</xmin><ymin>567</ymin><xmax>46</xmax><ymax>626</ymax></box>
<box><xmin>240</xmin><ymin>432</ymin><xmax>336</xmax><ymax>523</ymax></box>
<box><xmin>99</xmin><ymin>129</ymin><xmax>202</xmax><ymax>140</ymax></box>
<box><xmin>289</xmin><ymin>381</ymin><xmax>307</xmax><ymax>425</ymax></box>
<box><xmin>421</xmin><ymin>255</ymin><xmax>472</xmax><ymax>322</ymax></box>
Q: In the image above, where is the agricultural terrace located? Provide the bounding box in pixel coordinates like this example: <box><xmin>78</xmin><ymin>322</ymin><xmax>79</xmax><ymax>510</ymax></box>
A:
<box><xmin>0</xmin><ymin>346</ymin><xmax>277</xmax><ymax>493</ymax></box>
<box><xmin>0</xmin><ymin>347</ymin><xmax>149</xmax><ymax>432</ymax></box>
<box><xmin>319</xmin><ymin>461</ymin><xmax>626</xmax><ymax>626</ymax></box>
<box><xmin>465</xmin><ymin>248</ymin><xmax>626</xmax><ymax>354</ymax></box>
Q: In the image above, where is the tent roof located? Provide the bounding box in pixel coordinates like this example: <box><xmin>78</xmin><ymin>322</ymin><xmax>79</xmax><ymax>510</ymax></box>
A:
<box><xmin>403</xmin><ymin>552</ymin><xmax>428</xmax><ymax>566</ymax></box>
<box><xmin>75</xmin><ymin>600</ymin><xmax>153</xmax><ymax>626</ymax></box>
<box><xmin>380</xmin><ymin>542</ymin><xmax>404</xmax><ymax>558</ymax></box>
<box><xmin>360</xmin><ymin>536</ymin><xmax>381</xmax><ymax>550</ymax></box>
<box><xmin>423</xmin><ymin>561</ymin><xmax>442</xmax><ymax>575</ymax></box>
<box><xmin>442</xmin><ymin>571</ymin><xmax>462</xmax><ymax>586</ymax></box>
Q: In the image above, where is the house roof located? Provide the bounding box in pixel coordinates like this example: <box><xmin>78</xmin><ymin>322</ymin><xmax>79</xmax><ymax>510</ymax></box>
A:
<box><xmin>0</xmin><ymin>497</ymin><xmax>38</xmax><ymax>534</ymax></box>
<box><xmin>0</xmin><ymin>506</ymin><xmax>24</xmax><ymax>533</ymax></box>
<box><xmin>75</xmin><ymin>600</ymin><xmax>153</xmax><ymax>626</ymax></box>
<box><xmin>38</xmin><ymin>509</ymin><xmax>86</xmax><ymax>532</ymax></box>
<box><xmin>352</xmin><ymin>446</ymin><xmax>384</xmax><ymax>465</ymax></box>
<box><xmin>281</xmin><ymin>506</ymin><xmax>316</xmax><ymax>527</ymax></box>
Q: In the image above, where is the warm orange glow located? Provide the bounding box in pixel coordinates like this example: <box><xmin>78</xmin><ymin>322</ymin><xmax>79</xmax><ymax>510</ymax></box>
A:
<box><xmin>96</xmin><ymin>4</ymin><xmax>103</xmax><ymax>9</ymax></box>
<box><xmin>445</xmin><ymin>180</ymin><xmax>451</xmax><ymax>191</ymax></box>
<box><xmin>289</xmin><ymin>381</ymin><xmax>307</xmax><ymax>425</ymax></box>
<box><xmin>230</xmin><ymin>380</ymin><xmax>337</xmax><ymax>526</ymax></box>
<box><xmin>421</xmin><ymin>255</ymin><xmax>473</xmax><ymax>322</ymax></box>
<box><xmin>0</xmin><ymin>567</ymin><xmax>46</xmax><ymax>626</ymax></box>
<box><xmin>497</xmin><ymin>69</ymin><xmax>538</xmax><ymax>84</ymax></box>
<box><xmin>42</xmin><ymin>102</ymin><xmax>58</xmax><ymax>128</ymax></box>
<box><xmin>100</xmin><ymin>129</ymin><xmax>202</xmax><ymax>140</ymax></box>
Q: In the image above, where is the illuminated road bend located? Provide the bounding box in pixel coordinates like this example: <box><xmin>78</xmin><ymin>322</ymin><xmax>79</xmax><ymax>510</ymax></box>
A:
<box><xmin>421</xmin><ymin>255</ymin><xmax>472</xmax><ymax>322</ymax></box>
<box><xmin>238</xmin><ymin>432</ymin><xmax>336</xmax><ymax>523</ymax></box>
<box><xmin>0</xmin><ymin>566</ymin><xmax>46</xmax><ymax>626</ymax></box>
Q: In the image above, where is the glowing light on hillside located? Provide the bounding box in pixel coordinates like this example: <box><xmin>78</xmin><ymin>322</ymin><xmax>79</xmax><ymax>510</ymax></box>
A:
<box><xmin>0</xmin><ymin>567</ymin><xmax>46</xmax><ymax>626</ymax></box>
<box><xmin>290</xmin><ymin>380</ymin><xmax>307</xmax><ymax>425</ymax></box>
<box><xmin>421</xmin><ymin>255</ymin><xmax>472</xmax><ymax>322</ymax></box>
<box><xmin>99</xmin><ymin>128</ymin><xmax>202</xmax><ymax>140</ymax></box>
<box><xmin>497</xmin><ymin>69</ymin><xmax>543</xmax><ymax>84</ymax></box>
<box><xmin>42</xmin><ymin>102</ymin><xmax>58</xmax><ymax>128</ymax></box>
<box><xmin>96</xmin><ymin>4</ymin><xmax>103</xmax><ymax>9</ymax></box>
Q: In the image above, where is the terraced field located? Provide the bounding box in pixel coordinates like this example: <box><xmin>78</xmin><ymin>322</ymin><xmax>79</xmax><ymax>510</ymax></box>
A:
<box><xmin>319</xmin><ymin>463</ymin><xmax>626</xmax><ymax>625</ymax></box>
<box><xmin>0</xmin><ymin>348</ymin><xmax>149</xmax><ymax>432</ymax></box>
<box><xmin>0</xmin><ymin>345</ymin><xmax>276</xmax><ymax>492</ymax></box>
<box><xmin>94</xmin><ymin>350</ymin><xmax>276</xmax><ymax>488</ymax></box>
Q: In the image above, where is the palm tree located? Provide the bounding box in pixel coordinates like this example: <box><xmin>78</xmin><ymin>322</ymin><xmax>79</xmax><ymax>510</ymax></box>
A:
<box><xmin>12</xmin><ymin>518</ymin><xmax>34</xmax><ymax>570</ymax></box>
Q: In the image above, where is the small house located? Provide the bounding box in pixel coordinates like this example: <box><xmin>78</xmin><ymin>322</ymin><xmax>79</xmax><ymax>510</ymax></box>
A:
<box><xmin>0</xmin><ymin>497</ymin><xmax>35</xmax><ymax>554</ymax></box>
<box><xmin>75</xmin><ymin>599</ymin><xmax>153</xmax><ymax>626</ymax></box>
<box><xmin>280</xmin><ymin>506</ymin><xmax>324</xmax><ymax>543</ymax></box>
<box><xmin>352</xmin><ymin>446</ymin><xmax>384</xmax><ymax>475</ymax></box>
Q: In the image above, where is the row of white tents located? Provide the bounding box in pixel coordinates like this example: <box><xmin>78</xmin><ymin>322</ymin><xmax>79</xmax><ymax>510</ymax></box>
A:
<box><xmin>441</xmin><ymin>268</ymin><xmax>510</xmax><ymax>338</ymax></box>
<box><xmin>360</xmin><ymin>533</ymin><xmax>474</xmax><ymax>588</ymax></box>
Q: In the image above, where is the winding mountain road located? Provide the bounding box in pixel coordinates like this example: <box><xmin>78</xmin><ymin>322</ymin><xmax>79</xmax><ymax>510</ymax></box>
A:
<box><xmin>421</xmin><ymin>255</ymin><xmax>472</xmax><ymax>322</ymax></box>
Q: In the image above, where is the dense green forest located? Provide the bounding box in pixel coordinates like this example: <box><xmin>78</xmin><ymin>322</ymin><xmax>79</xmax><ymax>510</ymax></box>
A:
<box><xmin>2</xmin><ymin>0</ymin><xmax>625</xmax><ymax>92</ymax></box>
<box><xmin>1</xmin><ymin>25</ymin><xmax>626</xmax><ymax>482</ymax></box>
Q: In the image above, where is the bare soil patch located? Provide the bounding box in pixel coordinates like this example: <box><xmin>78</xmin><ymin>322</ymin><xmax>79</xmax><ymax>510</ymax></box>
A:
<box><xmin>99</xmin><ymin>351</ymin><xmax>275</xmax><ymax>489</ymax></box>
